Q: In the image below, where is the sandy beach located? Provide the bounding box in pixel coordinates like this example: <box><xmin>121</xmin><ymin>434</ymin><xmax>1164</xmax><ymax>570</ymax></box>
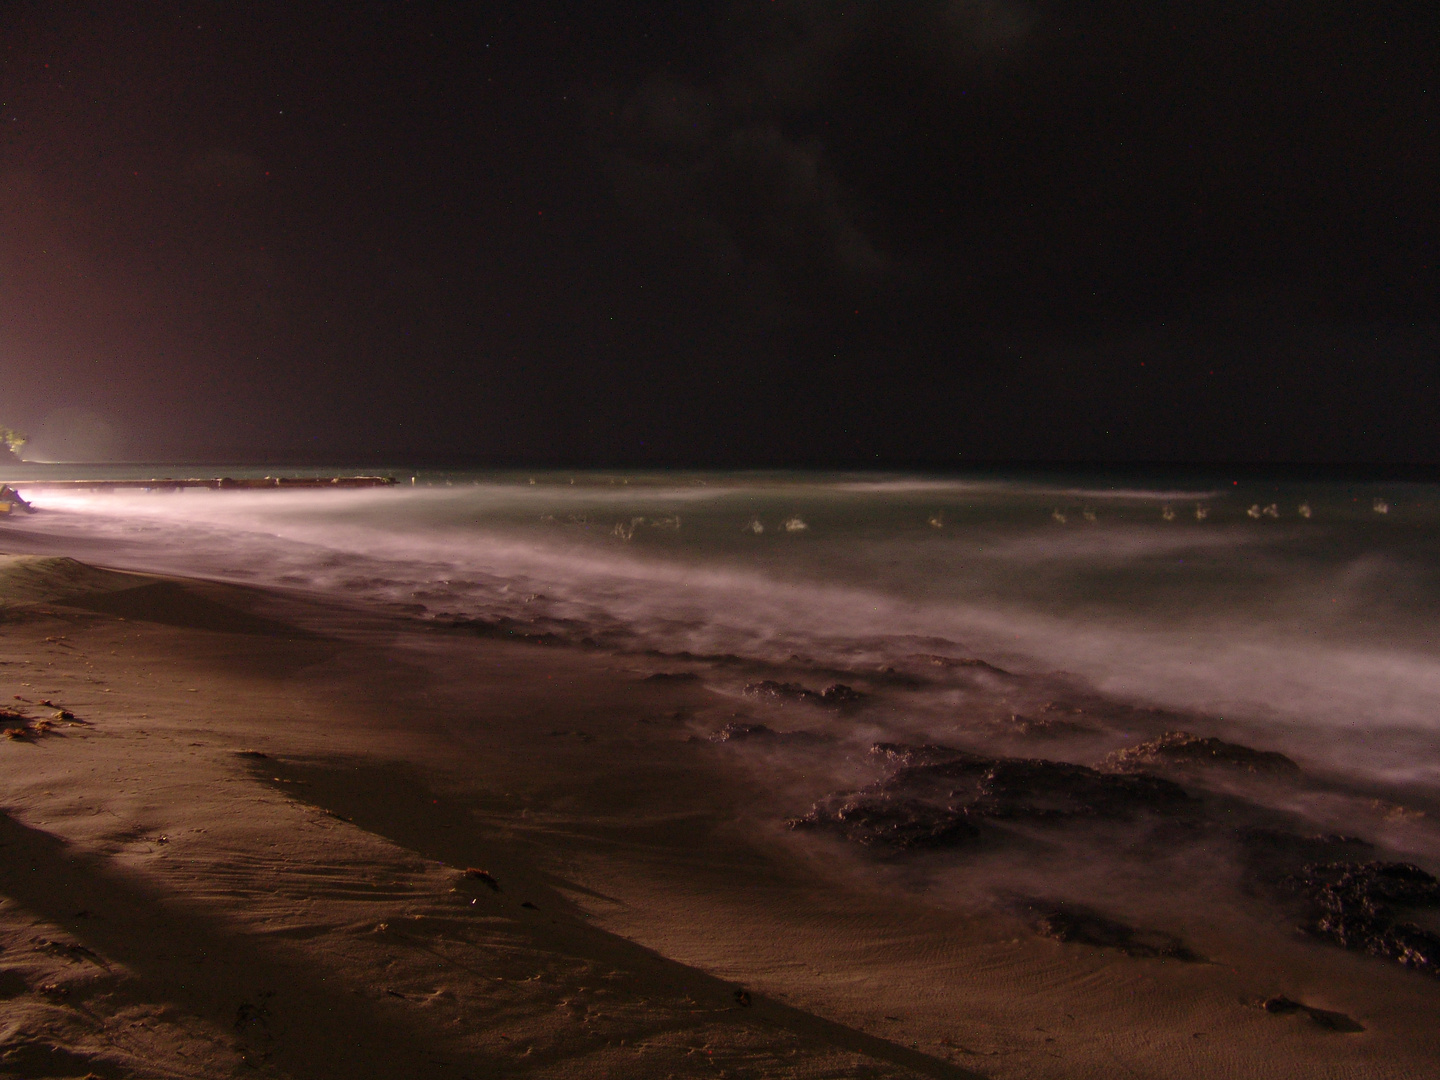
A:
<box><xmin>1</xmin><ymin>551</ymin><xmax>1437</xmax><ymax>1079</ymax></box>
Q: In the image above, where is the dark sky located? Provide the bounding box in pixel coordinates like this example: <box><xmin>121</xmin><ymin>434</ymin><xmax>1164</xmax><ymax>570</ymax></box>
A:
<box><xmin>1</xmin><ymin>1</ymin><xmax>1436</xmax><ymax>465</ymax></box>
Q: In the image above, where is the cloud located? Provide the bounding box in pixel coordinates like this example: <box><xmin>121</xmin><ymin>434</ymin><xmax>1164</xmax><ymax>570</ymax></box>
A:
<box><xmin>596</xmin><ymin>1</ymin><xmax>1038</xmax><ymax>302</ymax></box>
<box><xmin>605</xmin><ymin>97</ymin><xmax>882</xmax><ymax>287</ymax></box>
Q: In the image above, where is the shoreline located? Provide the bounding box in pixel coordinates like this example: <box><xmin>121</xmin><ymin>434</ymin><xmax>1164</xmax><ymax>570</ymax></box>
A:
<box><xmin>0</xmin><ymin>553</ymin><xmax>1435</xmax><ymax>1077</ymax></box>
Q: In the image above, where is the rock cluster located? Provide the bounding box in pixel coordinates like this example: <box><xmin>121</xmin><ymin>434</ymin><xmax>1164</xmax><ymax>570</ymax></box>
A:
<box><xmin>743</xmin><ymin>680</ymin><xmax>864</xmax><ymax>706</ymax></box>
<box><xmin>1288</xmin><ymin>861</ymin><xmax>1440</xmax><ymax>976</ymax></box>
<box><xmin>1104</xmin><ymin>730</ymin><xmax>1299</xmax><ymax>775</ymax></box>
<box><xmin>708</xmin><ymin>721</ymin><xmax>829</xmax><ymax>745</ymax></box>
<box><xmin>789</xmin><ymin>743</ymin><xmax>1189</xmax><ymax>849</ymax></box>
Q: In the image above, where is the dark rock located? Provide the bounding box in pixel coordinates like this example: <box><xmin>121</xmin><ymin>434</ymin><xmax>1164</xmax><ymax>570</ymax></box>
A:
<box><xmin>819</xmin><ymin>683</ymin><xmax>865</xmax><ymax>705</ymax></box>
<box><xmin>33</xmin><ymin>939</ymin><xmax>107</xmax><ymax>968</ymax></box>
<box><xmin>743</xmin><ymin>680</ymin><xmax>865</xmax><ymax>707</ymax></box>
<box><xmin>1287</xmin><ymin>861</ymin><xmax>1440</xmax><ymax>977</ymax></box>
<box><xmin>878</xmin><ymin>756</ymin><xmax>1190</xmax><ymax>822</ymax></box>
<box><xmin>710</xmin><ymin>721</ymin><xmax>830</xmax><ymax>744</ymax></box>
<box><xmin>1260</xmin><ymin>996</ymin><xmax>1365</xmax><ymax>1032</ymax></box>
<box><xmin>1015</xmin><ymin>898</ymin><xmax>1201</xmax><ymax>961</ymax></box>
<box><xmin>1105</xmin><ymin>731</ymin><xmax>1300</xmax><ymax>775</ymax></box>
<box><xmin>789</xmin><ymin>796</ymin><xmax>980</xmax><ymax>850</ymax></box>
<box><xmin>798</xmin><ymin>746</ymin><xmax>1189</xmax><ymax>851</ymax></box>
<box><xmin>454</xmin><ymin>618</ymin><xmax>559</xmax><ymax>645</ymax></box>
<box><xmin>915</xmin><ymin>654</ymin><xmax>1012</xmax><ymax>676</ymax></box>
<box><xmin>711</xmin><ymin>722</ymin><xmax>777</xmax><ymax>742</ymax></box>
<box><xmin>1238</xmin><ymin>830</ymin><xmax>1378</xmax><ymax>907</ymax></box>
<box><xmin>1004</xmin><ymin>713</ymin><xmax>1097</xmax><ymax>738</ymax></box>
<box><xmin>744</xmin><ymin>680</ymin><xmax>811</xmax><ymax>702</ymax></box>
<box><xmin>463</xmin><ymin>868</ymin><xmax>500</xmax><ymax>891</ymax></box>
<box><xmin>871</xmin><ymin>742</ymin><xmax>979</xmax><ymax>767</ymax></box>
<box><xmin>451</xmin><ymin>615</ymin><xmax>587</xmax><ymax>646</ymax></box>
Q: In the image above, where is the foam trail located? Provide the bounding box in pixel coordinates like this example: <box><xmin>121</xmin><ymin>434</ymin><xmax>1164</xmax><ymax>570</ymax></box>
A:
<box><xmin>10</xmin><ymin>472</ymin><xmax>1439</xmax><ymax>781</ymax></box>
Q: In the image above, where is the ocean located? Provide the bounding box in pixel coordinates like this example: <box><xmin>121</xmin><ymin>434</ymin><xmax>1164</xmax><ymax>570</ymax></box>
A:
<box><xmin>6</xmin><ymin>467</ymin><xmax>1439</xmax><ymax>787</ymax></box>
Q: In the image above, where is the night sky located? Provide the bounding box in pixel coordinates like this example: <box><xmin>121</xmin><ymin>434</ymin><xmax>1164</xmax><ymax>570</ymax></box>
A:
<box><xmin>2</xmin><ymin>2</ymin><xmax>1436</xmax><ymax>465</ymax></box>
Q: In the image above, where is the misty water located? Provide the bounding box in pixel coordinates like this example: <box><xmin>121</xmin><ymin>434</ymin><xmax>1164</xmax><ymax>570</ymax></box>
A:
<box><xmin>6</xmin><ymin>468</ymin><xmax>1440</xmax><ymax>792</ymax></box>
<box><xmin>12</xmin><ymin>465</ymin><xmax>1440</xmax><ymax>991</ymax></box>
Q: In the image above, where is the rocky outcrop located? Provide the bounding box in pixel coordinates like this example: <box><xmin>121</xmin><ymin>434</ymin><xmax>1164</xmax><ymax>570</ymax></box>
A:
<box><xmin>1104</xmin><ymin>731</ymin><xmax>1299</xmax><ymax>775</ymax></box>
<box><xmin>1287</xmin><ymin>861</ymin><xmax>1440</xmax><ymax>977</ymax></box>
<box><xmin>743</xmin><ymin>681</ymin><xmax>864</xmax><ymax>707</ymax></box>
<box><xmin>789</xmin><ymin>743</ymin><xmax>1190</xmax><ymax>850</ymax></box>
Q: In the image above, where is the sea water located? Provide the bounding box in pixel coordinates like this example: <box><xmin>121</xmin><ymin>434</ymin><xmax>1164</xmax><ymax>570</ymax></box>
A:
<box><xmin>6</xmin><ymin>467</ymin><xmax>1439</xmax><ymax>786</ymax></box>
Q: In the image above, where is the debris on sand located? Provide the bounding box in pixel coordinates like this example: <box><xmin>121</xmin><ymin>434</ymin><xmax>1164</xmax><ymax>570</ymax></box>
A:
<box><xmin>1260</xmin><ymin>996</ymin><xmax>1365</xmax><ymax>1032</ymax></box>
<box><xmin>1013</xmin><ymin>897</ymin><xmax>1202</xmax><ymax>961</ymax></box>
<box><xmin>1286</xmin><ymin>861</ymin><xmax>1440</xmax><ymax>976</ymax></box>
<box><xmin>0</xmin><ymin>704</ymin><xmax>70</xmax><ymax>739</ymax></box>
<box><xmin>733</xmin><ymin>988</ymin><xmax>752</xmax><ymax>1007</ymax></box>
<box><xmin>1104</xmin><ymin>731</ymin><xmax>1300</xmax><ymax>775</ymax></box>
<box><xmin>792</xmin><ymin>744</ymin><xmax>1189</xmax><ymax>850</ymax></box>
<box><xmin>34</xmin><ymin>938</ymin><xmax>108</xmax><ymax>969</ymax></box>
<box><xmin>743</xmin><ymin>681</ymin><xmax>865</xmax><ymax>707</ymax></box>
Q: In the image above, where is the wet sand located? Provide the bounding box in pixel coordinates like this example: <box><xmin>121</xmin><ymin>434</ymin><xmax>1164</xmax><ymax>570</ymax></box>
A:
<box><xmin>0</xmin><ymin>554</ymin><xmax>1436</xmax><ymax>1078</ymax></box>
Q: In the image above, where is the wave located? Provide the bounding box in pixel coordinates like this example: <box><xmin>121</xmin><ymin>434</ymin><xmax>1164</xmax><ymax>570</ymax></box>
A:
<box><xmin>10</xmin><ymin>476</ymin><xmax>1439</xmax><ymax>763</ymax></box>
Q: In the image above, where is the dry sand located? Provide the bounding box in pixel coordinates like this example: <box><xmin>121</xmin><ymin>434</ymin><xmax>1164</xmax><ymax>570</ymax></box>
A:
<box><xmin>0</xmin><ymin>553</ymin><xmax>1435</xmax><ymax>1078</ymax></box>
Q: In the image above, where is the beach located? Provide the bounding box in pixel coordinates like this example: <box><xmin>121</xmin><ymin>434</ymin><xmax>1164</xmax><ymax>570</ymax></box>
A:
<box><xmin>0</xmin><ymin>549</ymin><xmax>1436</xmax><ymax>1079</ymax></box>
<box><xmin>1</xmin><ymin>473</ymin><xmax>1438</xmax><ymax>1077</ymax></box>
